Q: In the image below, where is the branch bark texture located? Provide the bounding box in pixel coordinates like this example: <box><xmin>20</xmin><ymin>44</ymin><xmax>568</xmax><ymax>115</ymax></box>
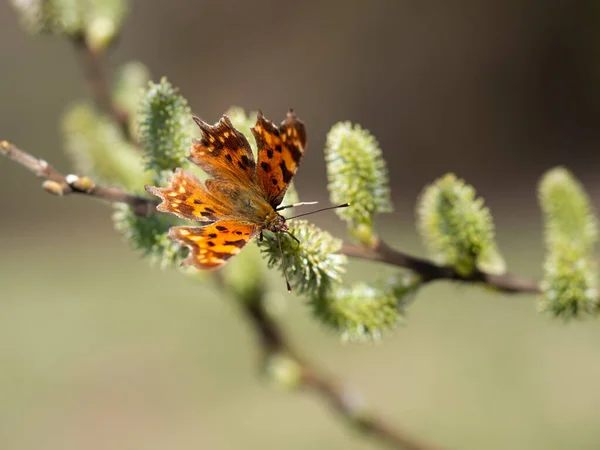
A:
<box><xmin>341</xmin><ymin>240</ymin><xmax>540</xmax><ymax>294</ymax></box>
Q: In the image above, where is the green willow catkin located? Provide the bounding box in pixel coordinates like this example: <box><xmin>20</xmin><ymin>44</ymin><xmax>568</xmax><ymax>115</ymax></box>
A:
<box><xmin>539</xmin><ymin>167</ymin><xmax>599</xmax><ymax>318</ymax></box>
<box><xmin>417</xmin><ymin>173</ymin><xmax>505</xmax><ymax>276</ymax></box>
<box><xmin>139</xmin><ymin>78</ymin><xmax>193</xmax><ymax>182</ymax></box>
<box><xmin>325</xmin><ymin>122</ymin><xmax>392</xmax><ymax>244</ymax></box>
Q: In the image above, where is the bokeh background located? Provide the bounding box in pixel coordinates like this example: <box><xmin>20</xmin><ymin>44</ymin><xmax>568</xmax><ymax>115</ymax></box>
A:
<box><xmin>2</xmin><ymin>1</ymin><xmax>600</xmax><ymax>449</ymax></box>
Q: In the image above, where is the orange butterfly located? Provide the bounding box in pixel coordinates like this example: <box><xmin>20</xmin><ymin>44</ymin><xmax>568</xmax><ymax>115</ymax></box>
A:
<box><xmin>145</xmin><ymin>110</ymin><xmax>316</xmax><ymax>288</ymax></box>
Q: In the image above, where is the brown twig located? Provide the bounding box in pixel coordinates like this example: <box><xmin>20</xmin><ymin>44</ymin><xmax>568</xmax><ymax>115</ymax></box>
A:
<box><xmin>71</xmin><ymin>36</ymin><xmax>133</xmax><ymax>142</ymax></box>
<box><xmin>341</xmin><ymin>239</ymin><xmax>540</xmax><ymax>294</ymax></box>
<box><xmin>238</xmin><ymin>287</ymin><xmax>443</xmax><ymax>450</ymax></box>
<box><xmin>0</xmin><ymin>141</ymin><xmax>156</xmax><ymax>216</ymax></box>
<box><xmin>300</xmin><ymin>371</ymin><xmax>442</xmax><ymax>450</ymax></box>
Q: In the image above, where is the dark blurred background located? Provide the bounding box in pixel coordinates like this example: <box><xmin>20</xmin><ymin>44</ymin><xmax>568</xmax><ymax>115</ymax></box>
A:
<box><xmin>2</xmin><ymin>1</ymin><xmax>600</xmax><ymax>449</ymax></box>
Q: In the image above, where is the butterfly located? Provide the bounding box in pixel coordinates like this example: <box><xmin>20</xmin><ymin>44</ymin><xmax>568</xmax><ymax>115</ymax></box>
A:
<box><xmin>145</xmin><ymin>110</ymin><xmax>317</xmax><ymax>290</ymax></box>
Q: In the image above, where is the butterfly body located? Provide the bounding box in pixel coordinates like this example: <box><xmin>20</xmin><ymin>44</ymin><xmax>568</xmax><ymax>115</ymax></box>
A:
<box><xmin>145</xmin><ymin>110</ymin><xmax>305</xmax><ymax>270</ymax></box>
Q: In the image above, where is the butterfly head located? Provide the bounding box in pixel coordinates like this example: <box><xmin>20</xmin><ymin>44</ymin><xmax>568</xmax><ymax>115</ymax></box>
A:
<box><xmin>266</xmin><ymin>211</ymin><xmax>289</xmax><ymax>233</ymax></box>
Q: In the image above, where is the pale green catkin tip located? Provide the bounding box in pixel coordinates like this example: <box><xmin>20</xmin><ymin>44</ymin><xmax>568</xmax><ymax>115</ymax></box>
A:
<box><xmin>62</xmin><ymin>101</ymin><xmax>150</xmax><ymax>193</ymax></box>
<box><xmin>540</xmin><ymin>243</ymin><xmax>598</xmax><ymax>319</ymax></box>
<box><xmin>139</xmin><ymin>78</ymin><xmax>192</xmax><ymax>179</ymax></box>
<box><xmin>257</xmin><ymin>220</ymin><xmax>346</xmax><ymax>296</ymax></box>
<box><xmin>85</xmin><ymin>15</ymin><xmax>116</xmax><ymax>51</ymax></box>
<box><xmin>417</xmin><ymin>173</ymin><xmax>505</xmax><ymax>276</ymax></box>
<box><xmin>113</xmin><ymin>61</ymin><xmax>151</xmax><ymax>140</ymax></box>
<box><xmin>10</xmin><ymin>0</ymin><xmax>84</xmax><ymax>35</ymax></box>
<box><xmin>264</xmin><ymin>353</ymin><xmax>303</xmax><ymax>391</ymax></box>
<box><xmin>84</xmin><ymin>0</ymin><xmax>129</xmax><ymax>50</ymax></box>
<box><xmin>349</xmin><ymin>223</ymin><xmax>377</xmax><ymax>248</ymax></box>
<box><xmin>539</xmin><ymin>167</ymin><xmax>597</xmax><ymax>250</ymax></box>
<box><xmin>325</xmin><ymin>121</ymin><xmax>392</xmax><ymax>236</ymax></box>
<box><xmin>10</xmin><ymin>0</ymin><xmax>128</xmax><ymax>41</ymax></box>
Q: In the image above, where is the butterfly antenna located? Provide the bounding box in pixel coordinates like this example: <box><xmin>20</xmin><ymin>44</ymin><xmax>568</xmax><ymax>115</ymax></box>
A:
<box><xmin>286</xmin><ymin>203</ymin><xmax>350</xmax><ymax>220</ymax></box>
<box><xmin>276</xmin><ymin>201</ymin><xmax>318</xmax><ymax>212</ymax></box>
<box><xmin>276</xmin><ymin>232</ymin><xmax>292</xmax><ymax>293</ymax></box>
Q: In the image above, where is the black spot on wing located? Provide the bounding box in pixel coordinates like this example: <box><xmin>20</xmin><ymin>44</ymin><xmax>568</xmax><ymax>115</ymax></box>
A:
<box><xmin>216</xmin><ymin>225</ymin><xmax>228</xmax><ymax>232</ymax></box>
<box><xmin>279</xmin><ymin>161</ymin><xmax>293</xmax><ymax>184</ymax></box>
<box><xmin>201</xmin><ymin>211</ymin><xmax>217</xmax><ymax>220</ymax></box>
<box><xmin>260</xmin><ymin>162</ymin><xmax>271</xmax><ymax>172</ymax></box>
<box><xmin>213</xmin><ymin>252</ymin><xmax>233</xmax><ymax>261</ymax></box>
<box><xmin>224</xmin><ymin>239</ymin><xmax>246</xmax><ymax>248</ymax></box>
<box><xmin>289</xmin><ymin>146</ymin><xmax>302</xmax><ymax>164</ymax></box>
<box><xmin>208</xmin><ymin>233</ymin><xmax>217</xmax><ymax>238</ymax></box>
<box><xmin>236</xmin><ymin>154</ymin><xmax>254</xmax><ymax>171</ymax></box>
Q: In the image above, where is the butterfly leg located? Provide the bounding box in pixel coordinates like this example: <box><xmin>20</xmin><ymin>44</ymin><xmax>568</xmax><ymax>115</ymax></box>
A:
<box><xmin>260</xmin><ymin>231</ymin><xmax>264</xmax><ymax>242</ymax></box>
<box><xmin>276</xmin><ymin>232</ymin><xmax>292</xmax><ymax>293</ymax></box>
<box><xmin>286</xmin><ymin>231</ymin><xmax>300</xmax><ymax>248</ymax></box>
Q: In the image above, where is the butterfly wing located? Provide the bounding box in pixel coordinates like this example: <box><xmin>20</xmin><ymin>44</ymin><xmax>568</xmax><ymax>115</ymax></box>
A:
<box><xmin>170</xmin><ymin>221</ymin><xmax>258</xmax><ymax>269</ymax></box>
<box><xmin>252</xmin><ymin>110</ymin><xmax>306</xmax><ymax>207</ymax></box>
<box><xmin>146</xmin><ymin>111</ymin><xmax>305</xmax><ymax>272</ymax></box>
<box><xmin>145</xmin><ymin>168</ymin><xmax>227</xmax><ymax>222</ymax></box>
<box><xmin>189</xmin><ymin>115</ymin><xmax>257</xmax><ymax>184</ymax></box>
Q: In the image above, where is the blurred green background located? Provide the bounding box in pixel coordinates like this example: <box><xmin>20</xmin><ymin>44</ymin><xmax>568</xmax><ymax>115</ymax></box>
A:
<box><xmin>2</xmin><ymin>1</ymin><xmax>600</xmax><ymax>449</ymax></box>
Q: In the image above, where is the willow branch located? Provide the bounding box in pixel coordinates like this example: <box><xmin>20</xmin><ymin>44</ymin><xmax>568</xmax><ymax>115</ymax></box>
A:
<box><xmin>71</xmin><ymin>35</ymin><xmax>133</xmax><ymax>142</ymax></box>
<box><xmin>341</xmin><ymin>239</ymin><xmax>540</xmax><ymax>294</ymax></box>
<box><xmin>237</xmin><ymin>287</ymin><xmax>443</xmax><ymax>450</ymax></box>
<box><xmin>0</xmin><ymin>141</ymin><xmax>156</xmax><ymax>216</ymax></box>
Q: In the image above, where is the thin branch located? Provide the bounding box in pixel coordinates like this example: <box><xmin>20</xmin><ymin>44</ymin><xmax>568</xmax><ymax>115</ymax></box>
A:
<box><xmin>238</xmin><ymin>288</ymin><xmax>443</xmax><ymax>450</ymax></box>
<box><xmin>71</xmin><ymin>36</ymin><xmax>134</xmax><ymax>142</ymax></box>
<box><xmin>341</xmin><ymin>239</ymin><xmax>540</xmax><ymax>294</ymax></box>
<box><xmin>215</xmin><ymin>273</ymin><xmax>436</xmax><ymax>449</ymax></box>
<box><xmin>300</xmin><ymin>372</ymin><xmax>441</xmax><ymax>450</ymax></box>
<box><xmin>0</xmin><ymin>141</ymin><xmax>156</xmax><ymax>216</ymax></box>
